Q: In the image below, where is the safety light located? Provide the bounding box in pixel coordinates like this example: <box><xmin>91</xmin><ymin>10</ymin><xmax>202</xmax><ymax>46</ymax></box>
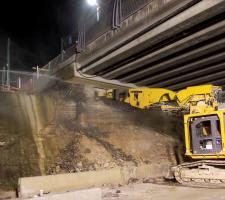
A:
<box><xmin>87</xmin><ymin>0</ymin><xmax>98</xmax><ymax>6</ymax></box>
<box><xmin>86</xmin><ymin>0</ymin><xmax>100</xmax><ymax>21</ymax></box>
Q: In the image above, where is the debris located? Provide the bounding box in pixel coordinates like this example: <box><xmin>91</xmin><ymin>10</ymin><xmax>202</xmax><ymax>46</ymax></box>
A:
<box><xmin>77</xmin><ymin>161</ymin><xmax>83</xmax><ymax>168</ymax></box>
<box><xmin>84</xmin><ymin>148</ymin><xmax>91</xmax><ymax>153</ymax></box>
<box><xmin>128</xmin><ymin>178</ymin><xmax>139</xmax><ymax>184</ymax></box>
<box><xmin>116</xmin><ymin>189</ymin><xmax>121</xmax><ymax>193</ymax></box>
<box><xmin>0</xmin><ymin>141</ymin><xmax>5</xmax><ymax>147</ymax></box>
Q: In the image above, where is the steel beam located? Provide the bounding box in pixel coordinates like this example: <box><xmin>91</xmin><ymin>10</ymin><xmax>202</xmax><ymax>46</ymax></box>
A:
<box><xmin>104</xmin><ymin>20</ymin><xmax>225</xmax><ymax>80</ymax></box>
<box><xmin>133</xmin><ymin>50</ymin><xmax>225</xmax><ymax>87</ymax></box>
<box><xmin>82</xmin><ymin>0</ymin><xmax>225</xmax><ymax>75</ymax></box>
<box><xmin>168</xmin><ymin>70</ymin><xmax>225</xmax><ymax>90</ymax></box>
<box><xmin>148</xmin><ymin>62</ymin><xmax>225</xmax><ymax>88</ymax></box>
<box><xmin>133</xmin><ymin>37</ymin><xmax>225</xmax><ymax>85</ymax></box>
<box><xmin>210</xmin><ymin>78</ymin><xmax>225</xmax><ymax>87</ymax></box>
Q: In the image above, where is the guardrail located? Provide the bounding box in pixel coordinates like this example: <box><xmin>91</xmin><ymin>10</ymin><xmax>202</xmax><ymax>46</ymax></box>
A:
<box><xmin>77</xmin><ymin>0</ymin><xmax>153</xmax><ymax>50</ymax></box>
<box><xmin>0</xmin><ymin>70</ymin><xmax>34</xmax><ymax>92</ymax></box>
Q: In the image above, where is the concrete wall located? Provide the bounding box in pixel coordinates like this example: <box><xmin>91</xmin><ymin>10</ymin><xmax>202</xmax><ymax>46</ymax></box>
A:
<box><xmin>0</xmin><ymin>92</ymin><xmax>55</xmax><ymax>189</ymax></box>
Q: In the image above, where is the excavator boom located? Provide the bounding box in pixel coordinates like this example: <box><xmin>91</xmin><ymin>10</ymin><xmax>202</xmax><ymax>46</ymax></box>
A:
<box><xmin>105</xmin><ymin>85</ymin><xmax>221</xmax><ymax>113</ymax></box>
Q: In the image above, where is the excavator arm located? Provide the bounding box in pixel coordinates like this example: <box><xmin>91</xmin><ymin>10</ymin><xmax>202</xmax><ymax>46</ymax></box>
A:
<box><xmin>104</xmin><ymin>85</ymin><xmax>222</xmax><ymax>114</ymax></box>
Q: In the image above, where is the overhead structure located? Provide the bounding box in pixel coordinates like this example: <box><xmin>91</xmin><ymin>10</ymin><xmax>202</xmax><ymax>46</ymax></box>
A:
<box><xmin>42</xmin><ymin>0</ymin><xmax>225</xmax><ymax>90</ymax></box>
<box><xmin>77</xmin><ymin>0</ymin><xmax>225</xmax><ymax>90</ymax></box>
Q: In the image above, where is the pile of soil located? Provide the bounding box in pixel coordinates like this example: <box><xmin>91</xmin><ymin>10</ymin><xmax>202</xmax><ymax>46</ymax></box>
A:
<box><xmin>42</xmin><ymin>84</ymin><xmax>183</xmax><ymax>175</ymax></box>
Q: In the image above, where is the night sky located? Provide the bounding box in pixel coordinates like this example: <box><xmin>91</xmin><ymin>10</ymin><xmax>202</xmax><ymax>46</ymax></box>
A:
<box><xmin>0</xmin><ymin>0</ymin><xmax>83</xmax><ymax>70</ymax></box>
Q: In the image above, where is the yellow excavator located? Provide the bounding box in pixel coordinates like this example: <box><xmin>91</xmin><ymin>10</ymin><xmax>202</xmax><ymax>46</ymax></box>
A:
<box><xmin>103</xmin><ymin>84</ymin><xmax>225</xmax><ymax>187</ymax></box>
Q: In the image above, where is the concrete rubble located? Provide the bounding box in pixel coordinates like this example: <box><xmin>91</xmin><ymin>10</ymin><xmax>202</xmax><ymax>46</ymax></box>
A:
<box><xmin>18</xmin><ymin>188</ymin><xmax>101</xmax><ymax>200</ymax></box>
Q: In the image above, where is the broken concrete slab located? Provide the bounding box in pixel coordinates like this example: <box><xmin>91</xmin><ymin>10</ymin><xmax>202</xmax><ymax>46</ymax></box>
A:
<box><xmin>18</xmin><ymin>164</ymin><xmax>170</xmax><ymax>198</ymax></box>
<box><xmin>20</xmin><ymin>188</ymin><xmax>101</xmax><ymax>200</ymax></box>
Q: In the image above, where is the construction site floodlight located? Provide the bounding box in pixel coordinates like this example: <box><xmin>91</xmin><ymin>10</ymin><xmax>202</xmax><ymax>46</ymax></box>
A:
<box><xmin>87</xmin><ymin>0</ymin><xmax>98</xmax><ymax>6</ymax></box>
<box><xmin>86</xmin><ymin>0</ymin><xmax>100</xmax><ymax>21</ymax></box>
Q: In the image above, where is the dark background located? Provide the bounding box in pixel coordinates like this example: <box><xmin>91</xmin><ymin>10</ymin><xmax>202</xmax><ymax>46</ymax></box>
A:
<box><xmin>0</xmin><ymin>0</ymin><xmax>85</xmax><ymax>71</ymax></box>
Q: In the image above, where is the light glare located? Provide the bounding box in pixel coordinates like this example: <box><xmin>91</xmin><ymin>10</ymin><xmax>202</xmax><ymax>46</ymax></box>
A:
<box><xmin>87</xmin><ymin>0</ymin><xmax>98</xmax><ymax>6</ymax></box>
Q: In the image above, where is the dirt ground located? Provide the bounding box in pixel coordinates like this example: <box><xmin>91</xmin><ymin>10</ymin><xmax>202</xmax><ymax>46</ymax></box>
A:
<box><xmin>103</xmin><ymin>183</ymin><xmax>225</xmax><ymax>200</ymax></box>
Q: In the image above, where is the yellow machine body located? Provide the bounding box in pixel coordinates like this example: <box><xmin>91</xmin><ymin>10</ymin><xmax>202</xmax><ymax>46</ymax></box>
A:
<box><xmin>175</xmin><ymin>85</ymin><xmax>220</xmax><ymax>113</ymax></box>
<box><xmin>102</xmin><ymin>84</ymin><xmax>225</xmax><ymax>187</ymax></box>
<box><xmin>128</xmin><ymin>88</ymin><xmax>176</xmax><ymax>109</ymax></box>
<box><xmin>105</xmin><ymin>89</ymin><xmax>114</xmax><ymax>99</ymax></box>
<box><xmin>128</xmin><ymin>85</ymin><xmax>220</xmax><ymax>112</ymax></box>
<box><xmin>104</xmin><ymin>84</ymin><xmax>224</xmax><ymax>160</ymax></box>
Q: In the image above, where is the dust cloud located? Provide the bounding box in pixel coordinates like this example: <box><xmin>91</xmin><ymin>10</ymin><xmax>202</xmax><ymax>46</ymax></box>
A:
<box><xmin>0</xmin><ymin>77</ymin><xmax>184</xmax><ymax>195</ymax></box>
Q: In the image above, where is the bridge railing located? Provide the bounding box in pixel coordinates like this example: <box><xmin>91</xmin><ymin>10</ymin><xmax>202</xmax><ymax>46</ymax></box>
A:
<box><xmin>0</xmin><ymin>70</ymin><xmax>34</xmax><ymax>92</ymax></box>
<box><xmin>42</xmin><ymin>0</ymin><xmax>170</xmax><ymax>72</ymax></box>
<box><xmin>76</xmin><ymin>0</ymin><xmax>155</xmax><ymax>50</ymax></box>
<box><xmin>42</xmin><ymin>45</ymin><xmax>76</xmax><ymax>73</ymax></box>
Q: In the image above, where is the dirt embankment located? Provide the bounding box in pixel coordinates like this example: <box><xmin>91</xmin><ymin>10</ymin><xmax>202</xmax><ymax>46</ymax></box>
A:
<box><xmin>43</xmin><ymin>84</ymin><xmax>183</xmax><ymax>174</ymax></box>
<box><xmin>0</xmin><ymin>83</ymin><xmax>183</xmax><ymax>193</ymax></box>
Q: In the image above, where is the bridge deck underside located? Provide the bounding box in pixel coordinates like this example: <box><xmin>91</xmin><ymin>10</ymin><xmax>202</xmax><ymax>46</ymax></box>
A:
<box><xmin>80</xmin><ymin>0</ymin><xmax>225</xmax><ymax>90</ymax></box>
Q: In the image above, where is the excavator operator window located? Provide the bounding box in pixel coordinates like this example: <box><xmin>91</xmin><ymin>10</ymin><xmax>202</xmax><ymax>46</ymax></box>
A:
<box><xmin>190</xmin><ymin>116</ymin><xmax>222</xmax><ymax>154</ymax></box>
<box><xmin>197</xmin><ymin>121</ymin><xmax>213</xmax><ymax>150</ymax></box>
<box><xmin>197</xmin><ymin>121</ymin><xmax>212</xmax><ymax>137</ymax></box>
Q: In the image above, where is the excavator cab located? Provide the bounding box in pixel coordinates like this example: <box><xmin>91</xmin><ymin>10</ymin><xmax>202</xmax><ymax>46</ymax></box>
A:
<box><xmin>184</xmin><ymin>111</ymin><xmax>225</xmax><ymax>159</ymax></box>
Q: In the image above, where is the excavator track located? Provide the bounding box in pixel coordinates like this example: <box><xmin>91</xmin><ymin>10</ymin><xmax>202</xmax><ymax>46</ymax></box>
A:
<box><xmin>173</xmin><ymin>160</ymin><xmax>225</xmax><ymax>188</ymax></box>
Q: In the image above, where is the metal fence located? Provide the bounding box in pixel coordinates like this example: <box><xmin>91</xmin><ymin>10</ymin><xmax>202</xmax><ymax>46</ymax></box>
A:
<box><xmin>122</xmin><ymin>0</ymin><xmax>152</xmax><ymax>20</ymax></box>
<box><xmin>76</xmin><ymin>0</ymin><xmax>154</xmax><ymax>50</ymax></box>
<box><xmin>42</xmin><ymin>0</ymin><xmax>168</xmax><ymax>72</ymax></box>
<box><xmin>0</xmin><ymin>70</ymin><xmax>34</xmax><ymax>92</ymax></box>
<box><xmin>0</xmin><ymin>69</ymin><xmax>61</xmax><ymax>93</ymax></box>
<box><xmin>42</xmin><ymin>45</ymin><xmax>77</xmax><ymax>73</ymax></box>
